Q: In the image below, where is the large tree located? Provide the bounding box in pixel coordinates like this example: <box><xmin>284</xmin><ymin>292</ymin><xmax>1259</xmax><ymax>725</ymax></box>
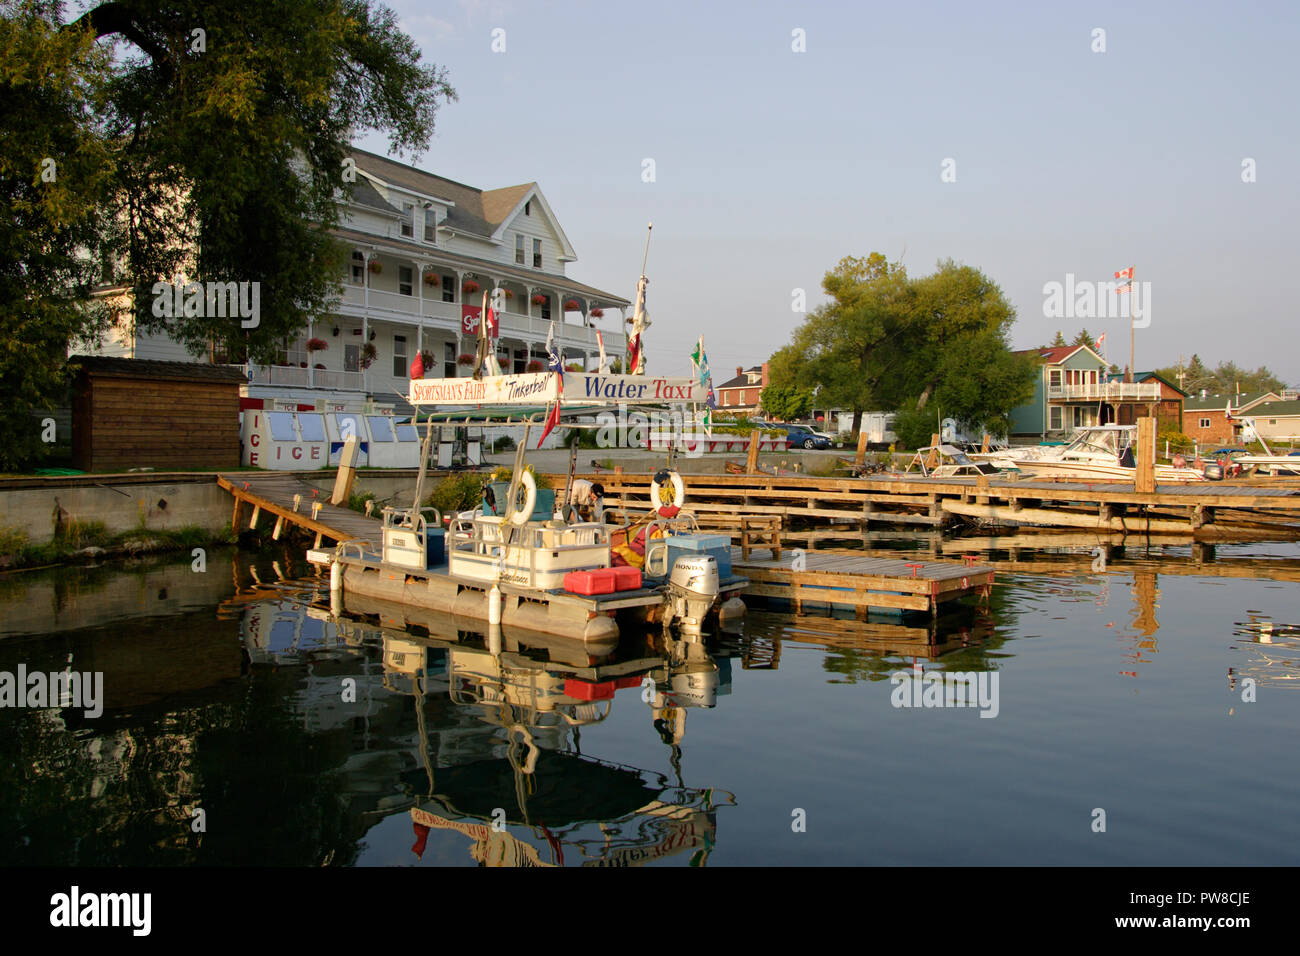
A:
<box><xmin>1</xmin><ymin>0</ymin><xmax>455</xmax><ymax>469</ymax></box>
<box><xmin>770</xmin><ymin>254</ymin><xmax>1035</xmax><ymax>445</ymax></box>
<box><xmin>1</xmin><ymin>4</ymin><xmax>116</xmax><ymax>469</ymax></box>
<box><xmin>1154</xmin><ymin>354</ymin><xmax>1287</xmax><ymax>396</ymax></box>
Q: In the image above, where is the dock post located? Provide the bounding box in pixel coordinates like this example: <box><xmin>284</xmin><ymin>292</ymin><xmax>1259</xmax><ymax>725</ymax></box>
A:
<box><xmin>746</xmin><ymin>429</ymin><xmax>761</xmax><ymax>474</ymax></box>
<box><xmin>272</xmin><ymin>516</ymin><xmax>284</xmax><ymax>541</ymax></box>
<box><xmin>854</xmin><ymin>430</ymin><xmax>868</xmax><ymax>468</ymax></box>
<box><xmin>1135</xmin><ymin>417</ymin><xmax>1157</xmax><ymax>494</ymax></box>
<box><xmin>331</xmin><ymin>435</ymin><xmax>360</xmax><ymax>506</ymax></box>
<box><xmin>248</xmin><ymin>505</ymin><xmax>260</xmax><ymax>530</ymax></box>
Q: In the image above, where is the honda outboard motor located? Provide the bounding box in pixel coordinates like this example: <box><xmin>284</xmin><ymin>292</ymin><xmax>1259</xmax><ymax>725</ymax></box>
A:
<box><xmin>666</xmin><ymin>555</ymin><xmax>719</xmax><ymax>634</ymax></box>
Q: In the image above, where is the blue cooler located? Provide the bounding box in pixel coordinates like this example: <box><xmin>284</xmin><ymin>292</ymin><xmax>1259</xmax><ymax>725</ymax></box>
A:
<box><xmin>482</xmin><ymin>481</ymin><xmax>555</xmax><ymax>521</ymax></box>
<box><xmin>664</xmin><ymin>533</ymin><xmax>732</xmax><ymax>580</ymax></box>
<box><xmin>426</xmin><ymin>527</ymin><xmax>446</xmax><ymax>567</ymax></box>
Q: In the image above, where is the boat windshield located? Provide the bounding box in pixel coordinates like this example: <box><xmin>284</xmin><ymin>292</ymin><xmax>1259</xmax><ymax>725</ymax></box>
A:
<box><xmin>1065</xmin><ymin>428</ymin><xmax>1125</xmax><ymax>458</ymax></box>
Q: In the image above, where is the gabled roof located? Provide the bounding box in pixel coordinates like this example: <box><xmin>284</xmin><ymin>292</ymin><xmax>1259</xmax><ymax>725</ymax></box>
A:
<box><xmin>1247</xmin><ymin>399</ymin><xmax>1300</xmax><ymax>418</ymax></box>
<box><xmin>717</xmin><ymin>367</ymin><xmax>763</xmax><ymax>391</ymax></box>
<box><xmin>345</xmin><ymin>149</ymin><xmax>576</xmax><ymax>259</ymax></box>
<box><xmin>1015</xmin><ymin>344</ymin><xmax>1105</xmax><ymax>365</ymax></box>
<box><xmin>1106</xmin><ymin>370</ymin><xmax>1188</xmax><ymax>396</ymax></box>
<box><xmin>1184</xmin><ymin>390</ymin><xmax>1279</xmax><ymax>412</ymax></box>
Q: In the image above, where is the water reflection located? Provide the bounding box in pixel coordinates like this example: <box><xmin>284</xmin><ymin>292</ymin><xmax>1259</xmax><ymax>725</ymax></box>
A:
<box><xmin>1230</xmin><ymin>613</ymin><xmax>1300</xmax><ymax>691</ymax></box>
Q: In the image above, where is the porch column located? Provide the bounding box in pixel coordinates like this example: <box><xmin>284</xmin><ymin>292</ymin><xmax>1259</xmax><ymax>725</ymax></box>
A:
<box><xmin>308</xmin><ymin>318</ymin><xmax>314</xmax><ymax>388</ymax></box>
<box><xmin>362</xmin><ymin>250</ymin><xmax>374</xmax><ymax>393</ymax></box>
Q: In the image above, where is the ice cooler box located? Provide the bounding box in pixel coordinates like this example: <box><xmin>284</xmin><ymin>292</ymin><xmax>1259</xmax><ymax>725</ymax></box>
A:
<box><xmin>664</xmin><ymin>533</ymin><xmax>732</xmax><ymax>579</ymax></box>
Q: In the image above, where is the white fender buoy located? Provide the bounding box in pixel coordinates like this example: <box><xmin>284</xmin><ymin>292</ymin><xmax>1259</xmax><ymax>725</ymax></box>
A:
<box><xmin>509</xmin><ymin>470</ymin><xmax>538</xmax><ymax>526</ymax></box>
<box><xmin>650</xmin><ymin>470</ymin><xmax>686</xmax><ymax>509</ymax></box>
<box><xmin>329</xmin><ymin>558</ymin><xmax>342</xmax><ymax>616</ymax></box>
<box><xmin>488</xmin><ymin>583</ymin><xmax>502</xmax><ymax>624</ymax></box>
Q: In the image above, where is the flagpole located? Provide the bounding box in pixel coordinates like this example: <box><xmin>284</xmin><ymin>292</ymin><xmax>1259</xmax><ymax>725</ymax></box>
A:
<box><xmin>1129</xmin><ymin>266</ymin><xmax>1135</xmax><ymax>382</ymax></box>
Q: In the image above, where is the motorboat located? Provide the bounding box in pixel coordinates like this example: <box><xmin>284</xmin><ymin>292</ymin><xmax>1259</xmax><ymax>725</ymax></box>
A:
<box><xmin>970</xmin><ymin>425</ymin><xmax>1206</xmax><ymax>482</ymax></box>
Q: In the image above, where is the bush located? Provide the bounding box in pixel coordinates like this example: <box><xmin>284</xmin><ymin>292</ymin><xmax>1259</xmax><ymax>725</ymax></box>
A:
<box><xmin>488</xmin><ymin>434</ymin><xmax>516</xmax><ymax>452</ymax></box>
<box><xmin>427</xmin><ymin>473</ymin><xmax>485</xmax><ymax>514</ymax></box>
<box><xmin>1158</xmin><ymin>429</ymin><xmax>1194</xmax><ymax>454</ymax></box>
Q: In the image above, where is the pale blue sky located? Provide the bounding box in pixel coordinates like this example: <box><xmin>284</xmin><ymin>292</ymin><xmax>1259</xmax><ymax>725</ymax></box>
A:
<box><xmin>358</xmin><ymin>0</ymin><xmax>1299</xmax><ymax>385</ymax></box>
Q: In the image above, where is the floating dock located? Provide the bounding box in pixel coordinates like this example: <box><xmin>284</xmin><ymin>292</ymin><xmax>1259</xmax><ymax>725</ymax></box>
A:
<box><xmin>218</xmin><ymin>473</ymin><xmax>380</xmax><ymax>547</ymax></box>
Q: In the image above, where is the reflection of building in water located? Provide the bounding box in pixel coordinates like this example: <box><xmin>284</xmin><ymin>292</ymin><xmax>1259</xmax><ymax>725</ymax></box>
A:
<box><xmin>367</xmin><ymin>598</ymin><xmax>738</xmax><ymax>866</ymax></box>
<box><xmin>1230</xmin><ymin>615</ymin><xmax>1300</xmax><ymax>691</ymax></box>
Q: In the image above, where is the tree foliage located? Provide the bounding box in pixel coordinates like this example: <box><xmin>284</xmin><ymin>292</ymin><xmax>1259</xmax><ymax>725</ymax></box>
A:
<box><xmin>1154</xmin><ymin>353</ymin><xmax>1287</xmax><ymax>396</ymax></box>
<box><xmin>769</xmin><ymin>253</ymin><xmax>1035</xmax><ymax>446</ymax></box>
<box><xmin>0</xmin><ymin>4</ymin><xmax>116</xmax><ymax>469</ymax></box>
<box><xmin>1</xmin><ymin>0</ymin><xmax>455</xmax><ymax>469</ymax></box>
<box><xmin>759</xmin><ymin>382</ymin><xmax>812</xmax><ymax>421</ymax></box>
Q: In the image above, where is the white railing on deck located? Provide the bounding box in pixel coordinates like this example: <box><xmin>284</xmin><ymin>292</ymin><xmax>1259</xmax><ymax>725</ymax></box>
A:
<box><xmin>1047</xmin><ymin>382</ymin><xmax>1161</xmax><ymax>402</ymax></box>
<box><xmin>229</xmin><ymin>364</ymin><xmax>365</xmax><ymax>391</ymax></box>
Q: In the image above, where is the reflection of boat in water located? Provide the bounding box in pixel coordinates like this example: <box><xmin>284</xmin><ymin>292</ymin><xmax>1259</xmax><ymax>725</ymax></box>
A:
<box><xmin>1231</xmin><ymin>617</ymin><xmax>1300</xmax><ymax>690</ymax></box>
<box><xmin>972</xmin><ymin>425</ymin><xmax>1206</xmax><ymax>482</ymax></box>
<box><xmin>371</xmin><ymin>607</ymin><xmax>737</xmax><ymax>866</ymax></box>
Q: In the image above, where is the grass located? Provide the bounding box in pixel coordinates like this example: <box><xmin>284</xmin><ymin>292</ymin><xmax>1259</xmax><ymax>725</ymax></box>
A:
<box><xmin>0</xmin><ymin>523</ymin><xmax>236</xmax><ymax>572</ymax></box>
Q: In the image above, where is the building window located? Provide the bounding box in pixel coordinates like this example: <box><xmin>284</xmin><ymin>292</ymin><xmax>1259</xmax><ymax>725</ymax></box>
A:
<box><xmin>287</xmin><ymin>337</ymin><xmax>307</xmax><ymax>368</ymax></box>
<box><xmin>1049</xmin><ymin>406</ymin><xmax>1063</xmax><ymax>430</ymax></box>
<box><xmin>1049</xmin><ymin>369</ymin><xmax>1062</xmax><ymax>389</ymax></box>
<box><xmin>424</xmin><ymin>213</ymin><xmax>436</xmax><ymax>243</ymax></box>
<box><xmin>524</xmin><ymin>200</ymin><xmax>531</xmax><ymax>216</ymax></box>
<box><xmin>515</xmin><ymin>235</ymin><xmax>525</xmax><ymax>265</ymax></box>
<box><xmin>1073</xmin><ymin>406</ymin><xmax>1087</xmax><ymax>428</ymax></box>
<box><xmin>532</xmin><ymin>238</ymin><xmax>542</xmax><ymax>268</ymax></box>
<box><xmin>351</xmin><ymin>251</ymin><xmax>364</xmax><ymax>284</ymax></box>
<box><xmin>1199</xmin><ymin>417</ymin><xmax>1211</xmax><ymax>429</ymax></box>
<box><xmin>344</xmin><ymin>344</ymin><xmax>360</xmax><ymax>373</ymax></box>
<box><xmin>444</xmin><ymin>342</ymin><xmax>456</xmax><ymax>378</ymax></box>
<box><xmin>401</xmin><ymin>203</ymin><xmax>414</xmax><ymax>238</ymax></box>
<box><xmin>398</xmin><ymin>266</ymin><xmax>413</xmax><ymax>296</ymax></box>
<box><xmin>441</xmin><ymin>274</ymin><xmax>455</xmax><ymax>303</ymax></box>
<box><xmin>393</xmin><ymin>335</ymin><xmax>407</xmax><ymax>377</ymax></box>
<box><xmin>540</xmin><ymin>294</ymin><xmax>550</xmax><ymax>321</ymax></box>
<box><xmin>514</xmin><ymin>347</ymin><xmax>527</xmax><ymax>375</ymax></box>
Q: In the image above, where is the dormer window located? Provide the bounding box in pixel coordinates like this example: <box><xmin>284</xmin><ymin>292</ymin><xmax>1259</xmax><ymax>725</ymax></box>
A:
<box><xmin>524</xmin><ymin>201</ymin><xmax>531</xmax><ymax>216</ymax></box>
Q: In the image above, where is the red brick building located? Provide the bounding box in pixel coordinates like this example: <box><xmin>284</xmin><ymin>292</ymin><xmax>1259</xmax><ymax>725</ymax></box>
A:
<box><xmin>1181</xmin><ymin>390</ymin><xmax>1279</xmax><ymax>447</ymax></box>
<box><xmin>717</xmin><ymin>363</ymin><xmax>769</xmax><ymax>415</ymax></box>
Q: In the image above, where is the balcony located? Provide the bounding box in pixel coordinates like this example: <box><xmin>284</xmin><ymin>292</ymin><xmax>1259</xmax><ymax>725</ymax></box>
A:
<box><xmin>230</xmin><ymin>364</ymin><xmax>365</xmax><ymax>391</ymax></box>
<box><xmin>1047</xmin><ymin>382</ymin><xmax>1161</xmax><ymax>402</ymax></box>
<box><xmin>334</xmin><ymin>285</ymin><xmax>625</xmax><ymax>353</ymax></box>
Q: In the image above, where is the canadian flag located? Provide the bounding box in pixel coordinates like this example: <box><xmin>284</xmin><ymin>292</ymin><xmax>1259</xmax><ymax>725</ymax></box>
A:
<box><xmin>1114</xmin><ymin>266</ymin><xmax>1134</xmax><ymax>280</ymax></box>
<box><xmin>1095</xmin><ymin>331</ymin><xmax>1106</xmax><ymax>349</ymax></box>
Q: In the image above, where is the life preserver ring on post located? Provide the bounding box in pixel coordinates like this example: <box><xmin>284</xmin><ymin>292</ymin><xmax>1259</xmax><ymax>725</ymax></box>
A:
<box><xmin>650</xmin><ymin>469</ymin><xmax>685</xmax><ymax>510</ymax></box>
<box><xmin>509</xmin><ymin>470</ymin><xmax>537</xmax><ymax>526</ymax></box>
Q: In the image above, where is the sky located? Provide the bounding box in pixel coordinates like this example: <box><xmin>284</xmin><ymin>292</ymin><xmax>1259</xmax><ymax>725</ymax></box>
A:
<box><xmin>355</xmin><ymin>0</ymin><xmax>1299</xmax><ymax>386</ymax></box>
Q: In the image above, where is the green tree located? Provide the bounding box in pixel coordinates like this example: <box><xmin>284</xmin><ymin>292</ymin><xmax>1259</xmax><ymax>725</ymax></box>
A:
<box><xmin>74</xmin><ymin>0</ymin><xmax>456</xmax><ymax>361</ymax></box>
<box><xmin>759</xmin><ymin>382</ymin><xmax>812</xmax><ymax>421</ymax></box>
<box><xmin>0</xmin><ymin>4</ymin><xmax>116</xmax><ymax>470</ymax></box>
<box><xmin>1071</xmin><ymin>328</ymin><xmax>1096</xmax><ymax>349</ymax></box>
<box><xmin>770</xmin><ymin>254</ymin><xmax>1035</xmax><ymax>445</ymax></box>
<box><xmin>1049</xmin><ymin>330</ymin><xmax>1066</xmax><ymax>346</ymax></box>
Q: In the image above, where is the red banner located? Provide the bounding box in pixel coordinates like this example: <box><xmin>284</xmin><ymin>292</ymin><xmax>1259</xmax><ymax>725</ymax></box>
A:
<box><xmin>461</xmin><ymin>305</ymin><xmax>481</xmax><ymax>335</ymax></box>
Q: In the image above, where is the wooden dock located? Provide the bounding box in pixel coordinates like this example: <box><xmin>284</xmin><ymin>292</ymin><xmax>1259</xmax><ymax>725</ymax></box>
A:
<box><xmin>578</xmin><ymin>471</ymin><xmax>1300</xmax><ymax>539</ymax></box>
<box><xmin>731</xmin><ymin>547</ymin><xmax>993</xmax><ymax>616</ymax></box>
<box><xmin>217</xmin><ymin>473</ymin><xmax>381</xmax><ymax>548</ymax></box>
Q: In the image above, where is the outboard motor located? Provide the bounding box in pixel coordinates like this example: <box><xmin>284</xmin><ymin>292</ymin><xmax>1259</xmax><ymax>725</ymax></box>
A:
<box><xmin>1203</xmin><ymin>462</ymin><xmax>1225</xmax><ymax>480</ymax></box>
<box><xmin>666</xmin><ymin>555</ymin><xmax>720</xmax><ymax>634</ymax></box>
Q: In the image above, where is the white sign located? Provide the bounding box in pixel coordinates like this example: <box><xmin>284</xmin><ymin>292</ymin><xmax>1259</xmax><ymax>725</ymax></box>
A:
<box><xmin>409</xmin><ymin>371</ymin><xmax>705</xmax><ymax>407</ymax></box>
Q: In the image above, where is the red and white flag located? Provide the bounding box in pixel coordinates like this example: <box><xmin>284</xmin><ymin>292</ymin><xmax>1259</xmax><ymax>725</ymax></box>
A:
<box><xmin>1095</xmin><ymin>331</ymin><xmax>1106</xmax><ymax>350</ymax></box>
<box><xmin>1114</xmin><ymin>266</ymin><xmax>1134</xmax><ymax>280</ymax></box>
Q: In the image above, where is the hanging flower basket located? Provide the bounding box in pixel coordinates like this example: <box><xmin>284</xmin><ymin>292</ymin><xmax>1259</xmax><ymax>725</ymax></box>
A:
<box><xmin>564</xmin><ymin>299</ymin><xmax>580</xmax><ymax>311</ymax></box>
<box><xmin>359</xmin><ymin>342</ymin><xmax>377</xmax><ymax>369</ymax></box>
<box><xmin>423</xmin><ymin>272</ymin><xmax>438</xmax><ymax>285</ymax></box>
<box><xmin>526</xmin><ymin>359</ymin><xmax>544</xmax><ymax>372</ymax></box>
<box><xmin>305</xmin><ymin>337</ymin><xmax>328</xmax><ymax>353</ymax></box>
<box><xmin>457</xmin><ymin>353</ymin><xmax>475</xmax><ymax>366</ymax></box>
<box><xmin>463</xmin><ymin>280</ymin><xmax>480</xmax><ymax>294</ymax></box>
<box><xmin>565</xmin><ymin>362</ymin><xmax>583</xmax><ymax>372</ymax></box>
<box><xmin>368</xmin><ymin>260</ymin><xmax>382</xmax><ymax>274</ymax></box>
<box><xmin>530</xmin><ymin>293</ymin><xmax>546</xmax><ymax>306</ymax></box>
<box><xmin>504</xmin><ymin>289</ymin><xmax>514</xmax><ymax>299</ymax></box>
<box><xmin>590</xmin><ymin>307</ymin><xmax>604</xmax><ymax>318</ymax></box>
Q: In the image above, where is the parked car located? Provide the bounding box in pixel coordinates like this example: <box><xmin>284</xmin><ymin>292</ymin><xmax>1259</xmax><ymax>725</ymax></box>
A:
<box><xmin>781</xmin><ymin>424</ymin><xmax>831</xmax><ymax>450</ymax></box>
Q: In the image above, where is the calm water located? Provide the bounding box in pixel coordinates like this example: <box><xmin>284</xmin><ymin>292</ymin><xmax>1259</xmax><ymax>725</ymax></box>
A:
<box><xmin>2</xmin><ymin>538</ymin><xmax>1298</xmax><ymax>866</ymax></box>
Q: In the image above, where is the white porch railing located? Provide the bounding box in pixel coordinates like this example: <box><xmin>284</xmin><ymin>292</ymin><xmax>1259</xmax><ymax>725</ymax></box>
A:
<box><xmin>335</xmin><ymin>285</ymin><xmax>625</xmax><ymax>353</ymax></box>
<box><xmin>230</xmin><ymin>364</ymin><xmax>366</xmax><ymax>391</ymax></box>
<box><xmin>1048</xmin><ymin>382</ymin><xmax>1161</xmax><ymax>402</ymax></box>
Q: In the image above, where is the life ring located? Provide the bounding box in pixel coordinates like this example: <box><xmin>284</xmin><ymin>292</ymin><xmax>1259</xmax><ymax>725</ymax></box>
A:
<box><xmin>650</xmin><ymin>469</ymin><xmax>685</xmax><ymax>510</ymax></box>
<box><xmin>509</xmin><ymin>470</ymin><xmax>537</xmax><ymax>525</ymax></box>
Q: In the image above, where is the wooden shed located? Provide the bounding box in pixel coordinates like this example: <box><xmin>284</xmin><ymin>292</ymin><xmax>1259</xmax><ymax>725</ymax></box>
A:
<box><xmin>71</xmin><ymin>356</ymin><xmax>245</xmax><ymax>472</ymax></box>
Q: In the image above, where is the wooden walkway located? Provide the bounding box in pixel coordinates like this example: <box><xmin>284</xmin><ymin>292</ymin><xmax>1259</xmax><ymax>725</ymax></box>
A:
<box><xmin>217</xmin><ymin>473</ymin><xmax>380</xmax><ymax>547</ymax></box>
<box><xmin>577</xmin><ymin>471</ymin><xmax>1300</xmax><ymax>539</ymax></box>
<box><xmin>730</xmin><ymin>547</ymin><xmax>993</xmax><ymax>616</ymax></box>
